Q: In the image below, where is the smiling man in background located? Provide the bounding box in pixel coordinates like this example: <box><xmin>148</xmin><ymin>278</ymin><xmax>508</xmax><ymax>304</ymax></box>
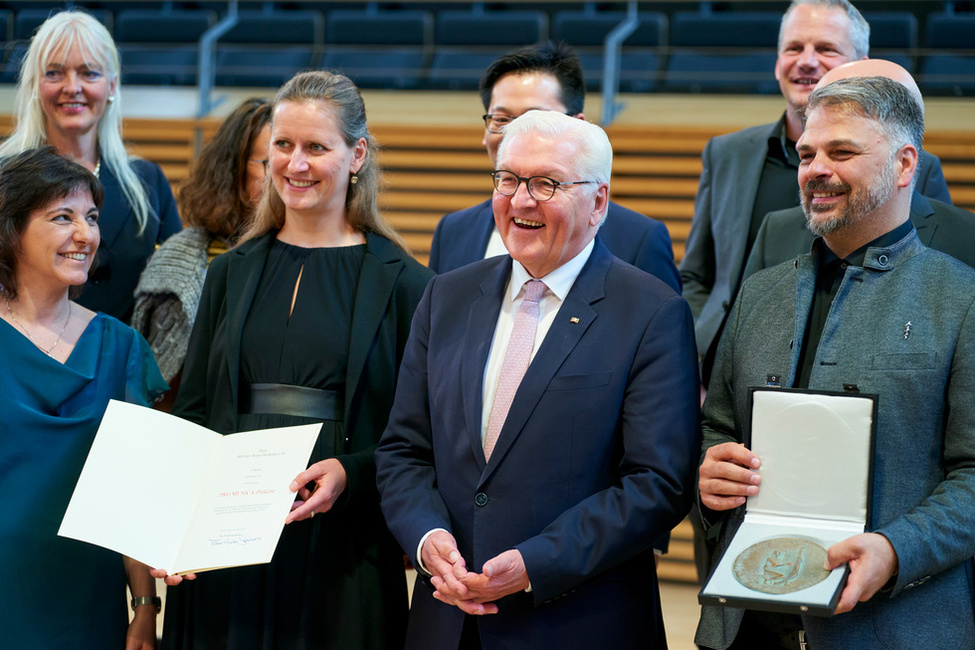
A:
<box><xmin>428</xmin><ymin>41</ymin><xmax>681</xmax><ymax>293</ymax></box>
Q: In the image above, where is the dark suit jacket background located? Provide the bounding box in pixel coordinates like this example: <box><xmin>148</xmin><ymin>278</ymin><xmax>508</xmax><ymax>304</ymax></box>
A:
<box><xmin>79</xmin><ymin>159</ymin><xmax>182</xmax><ymax>323</ymax></box>
<box><xmin>376</xmin><ymin>239</ymin><xmax>700</xmax><ymax>650</ymax></box>
<box><xmin>429</xmin><ymin>198</ymin><xmax>681</xmax><ymax>292</ymax></box>
<box><xmin>680</xmin><ymin>120</ymin><xmax>951</xmax><ymax>369</ymax></box>
<box><xmin>744</xmin><ymin>193</ymin><xmax>975</xmax><ymax>278</ymax></box>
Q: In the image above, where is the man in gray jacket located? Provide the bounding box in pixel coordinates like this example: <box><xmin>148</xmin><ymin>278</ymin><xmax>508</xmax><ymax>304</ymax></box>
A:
<box><xmin>696</xmin><ymin>77</ymin><xmax>975</xmax><ymax>649</ymax></box>
<box><xmin>680</xmin><ymin>0</ymin><xmax>951</xmax><ymax>386</ymax></box>
<box><xmin>743</xmin><ymin>58</ymin><xmax>975</xmax><ymax>279</ymax></box>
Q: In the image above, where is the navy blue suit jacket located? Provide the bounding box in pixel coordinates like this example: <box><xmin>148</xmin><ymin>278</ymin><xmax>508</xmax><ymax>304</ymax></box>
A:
<box><xmin>376</xmin><ymin>239</ymin><xmax>700</xmax><ymax>649</ymax></box>
<box><xmin>79</xmin><ymin>159</ymin><xmax>182</xmax><ymax>323</ymax></box>
<box><xmin>429</xmin><ymin>198</ymin><xmax>681</xmax><ymax>293</ymax></box>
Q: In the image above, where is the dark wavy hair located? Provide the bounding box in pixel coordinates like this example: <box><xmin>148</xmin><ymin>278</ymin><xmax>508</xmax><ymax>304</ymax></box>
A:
<box><xmin>177</xmin><ymin>98</ymin><xmax>272</xmax><ymax>242</ymax></box>
<box><xmin>0</xmin><ymin>146</ymin><xmax>104</xmax><ymax>301</ymax></box>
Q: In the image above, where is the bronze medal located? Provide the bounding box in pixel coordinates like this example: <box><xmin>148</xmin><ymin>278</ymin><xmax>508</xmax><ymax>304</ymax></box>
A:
<box><xmin>732</xmin><ymin>537</ymin><xmax>831</xmax><ymax>594</ymax></box>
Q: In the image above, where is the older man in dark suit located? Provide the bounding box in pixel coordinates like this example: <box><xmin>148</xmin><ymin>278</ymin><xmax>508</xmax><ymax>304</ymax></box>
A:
<box><xmin>428</xmin><ymin>41</ymin><xmax>680</xmax><ymax>293</ymax></box>
<box><xmin>377</xmin><ymin>111</ymin><xmax>699</xmax><ymax>649</ymax></box>
<box><xmin>696</xmin><ymin>77</ymin><xmax>975</xmax><ymax>650</ymax></box>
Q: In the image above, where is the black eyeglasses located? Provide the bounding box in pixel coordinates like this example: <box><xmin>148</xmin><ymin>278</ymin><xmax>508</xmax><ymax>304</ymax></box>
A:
<box><xmin>482</xmin><ymin>111</ymin><xmax>575</xmax><ymax>134</ymax></box>
<box><xmin>490</xmin><ymin>170</ymin><xmax>597</xmax><ymax>202</ymax></box>
<box><xmin>248</xmin><ymin>158</ymin><xmax>269</xmax><ymax>172</ymax></box>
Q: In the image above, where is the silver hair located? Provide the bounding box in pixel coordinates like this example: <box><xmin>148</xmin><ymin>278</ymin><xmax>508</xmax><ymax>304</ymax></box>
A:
<box><xmin>0</xmin><ymin>9</ymin><xmax>153</xmax><ymax>234</ymax></box>
<box><xmin>807</xmin><ymin>76</ymin><xmax>924</xmax><ymax>191</ymax></box>
<box><xmin>496</xmin><ymin>110</ymin><xmax>612</xmax><ymax>194</ymax></box>
<box><xmin>779</xmin><ymin>0</ymin><xmax>870</xmax><ymax>60</ymax></box>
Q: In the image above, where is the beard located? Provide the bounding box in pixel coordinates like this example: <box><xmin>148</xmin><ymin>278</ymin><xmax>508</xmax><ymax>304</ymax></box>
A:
<box><xmin>802</xmin><ymin>158</ymin><xmax>897</xmax><ymax>238</ymax></box>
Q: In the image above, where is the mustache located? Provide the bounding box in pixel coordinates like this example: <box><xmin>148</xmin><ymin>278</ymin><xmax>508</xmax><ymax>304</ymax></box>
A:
<box><xmin>803</xmin><ymin>179</ymin><xmax>851</xmax><ymax>194</ymax></box>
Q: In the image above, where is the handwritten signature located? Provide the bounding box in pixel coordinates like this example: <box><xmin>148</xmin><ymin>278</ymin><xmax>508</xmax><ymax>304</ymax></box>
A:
<box><xmin>208</xmin><ymin>536</ymin><xmax>263</xmax><ymax>547</ymax></box>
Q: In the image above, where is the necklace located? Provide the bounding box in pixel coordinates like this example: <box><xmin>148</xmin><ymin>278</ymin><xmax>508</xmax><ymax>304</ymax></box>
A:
<box><xmin>4</xmin><ymin>298</ymin><xmax>72</xmax><ymax>357</ymax></box>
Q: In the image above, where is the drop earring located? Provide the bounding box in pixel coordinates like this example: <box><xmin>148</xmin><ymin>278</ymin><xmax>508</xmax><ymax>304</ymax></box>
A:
<box><xmin>350</xmin><ymin>172</ymin><xmax>359</xmax><ymax>185</ymax></box>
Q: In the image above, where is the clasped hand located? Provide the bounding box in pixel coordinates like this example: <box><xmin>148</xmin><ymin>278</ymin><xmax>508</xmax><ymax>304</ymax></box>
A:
<box><xmin>422</xmin><ymin>531</ymin><xmax>529</xmax><ymax>615</ymax></box>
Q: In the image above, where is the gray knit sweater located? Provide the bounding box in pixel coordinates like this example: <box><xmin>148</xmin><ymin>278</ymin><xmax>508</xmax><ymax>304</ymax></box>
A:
<box><xmin>131</xmin><ymin>226</ymin><xmax>212</xmax><ymax>383</ymax></box>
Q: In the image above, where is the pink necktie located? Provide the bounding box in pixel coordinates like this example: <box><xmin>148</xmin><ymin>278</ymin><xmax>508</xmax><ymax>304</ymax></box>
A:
<box><xmin>484</xmin><ymin>279</ymin><xmax>547</xmax><ymax>461</ymax></box>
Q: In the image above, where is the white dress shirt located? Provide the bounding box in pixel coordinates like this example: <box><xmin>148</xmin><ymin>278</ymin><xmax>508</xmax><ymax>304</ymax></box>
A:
<box><xmin>484</xmin><ymin>226</ymin><xmax>508</xmax><ymax>259</ymax></box>
<box><xmin>480</xmin><ymin>239</ymin><xmax>595</xmax><ymax>441</ymax></box>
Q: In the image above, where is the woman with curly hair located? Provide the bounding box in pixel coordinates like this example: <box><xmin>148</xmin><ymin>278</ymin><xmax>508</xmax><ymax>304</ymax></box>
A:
<box><xmin>0</xmin><ymin>146</ymin><xmax>166</xmax><ymax>648</ymax></box>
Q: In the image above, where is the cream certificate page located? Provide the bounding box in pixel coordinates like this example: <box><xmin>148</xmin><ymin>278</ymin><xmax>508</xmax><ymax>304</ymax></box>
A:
<box><xmin>59</xmin><ymin>400</ymin><xmax>320</xmax><ymax>574</ymax></box>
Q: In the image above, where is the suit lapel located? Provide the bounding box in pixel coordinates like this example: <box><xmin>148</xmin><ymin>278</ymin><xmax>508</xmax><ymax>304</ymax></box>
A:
<box><xmin>481</xmin><ymin>242</ymin><xmax>611</xmax><ymax>479</ymax></box>
<box><xmin>345</xmin><ymin>234</ymin><xmax>402</xmax><ymax>423</ymax></box>
<box><xmin>96</xmin><ymin>162</ymin><xmax>130</xmax><ymax>249</ymax></box>
<box><xmin>473</xmin><ymin>200</ymin><xmax>496</xmax><ymax>258</ymax></box>
<box><xmin>724</xmin><ymin>124</ymin><xmax>779</xmax><ymax>285</ymax></box>
<box><xmin>462</xmin><ymin>258</ymin><xmax>510</xmax><ymax>469</ymax></box>
<box><xmin>789</xmin><ymin>251</ymin><xmax>817</xmax><ymax>386</ymax></box>
<box><xmin>908</xmin><ymin>191</ymin><xmax>936</xmax><ymax>247</ymax></box>
<box><xmin>224</xmin><ymin>234</ymin><xmax>274</xmax><ymax>419</ymax></box>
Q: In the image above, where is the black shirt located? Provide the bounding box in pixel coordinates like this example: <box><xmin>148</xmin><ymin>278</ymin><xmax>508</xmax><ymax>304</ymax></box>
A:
<box><xmin>748</xmin><ymin>116</ymin><xmax>801</xmax><ymax>263</ymax></box>
<box><xmin>795</xmin><ymin>220</ymin><xmax>915</xmax><ymax>388</ymax></box>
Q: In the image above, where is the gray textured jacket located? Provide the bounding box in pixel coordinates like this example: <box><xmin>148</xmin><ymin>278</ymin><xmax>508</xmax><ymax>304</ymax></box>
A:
<box><xmin>697</xmin><ymin>229</ymin><xmax>975</xmax><ymax>649</ymax></box>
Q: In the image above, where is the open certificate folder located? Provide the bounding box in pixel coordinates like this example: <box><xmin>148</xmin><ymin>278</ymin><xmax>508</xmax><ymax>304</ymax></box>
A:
<box><xmin>59</xmin><ymin>400</ymin><xmax>320</xmax><ymax>575</ymax></box>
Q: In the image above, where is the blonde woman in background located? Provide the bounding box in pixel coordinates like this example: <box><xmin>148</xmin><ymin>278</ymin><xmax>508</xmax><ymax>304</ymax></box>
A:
<box><xmin>157</xmin><ymin>71</ymin><xmax>433</xmax><ymax>650</ymax></box>
<box><xmin>1</xmin><ymin>9</ymin><xmax>181</xmax><ymax>323</ymax></box>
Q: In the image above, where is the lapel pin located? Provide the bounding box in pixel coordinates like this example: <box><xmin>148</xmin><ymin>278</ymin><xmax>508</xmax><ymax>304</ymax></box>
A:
<box><xmin>570</xmin><ymin>317</ymin><xmax>580</xmax><ymax>324</ymax></box>
<box><xmin>903</xmin><ymin>321</ymin><xmax>912</xmax><ymax>340</ymax></box>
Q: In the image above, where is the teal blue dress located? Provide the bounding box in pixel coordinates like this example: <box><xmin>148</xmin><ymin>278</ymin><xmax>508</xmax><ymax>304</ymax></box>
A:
<box><xmin>0</xmin><ymin>313</ymin><xmax>167</xmax><ymax>647</ymax></box>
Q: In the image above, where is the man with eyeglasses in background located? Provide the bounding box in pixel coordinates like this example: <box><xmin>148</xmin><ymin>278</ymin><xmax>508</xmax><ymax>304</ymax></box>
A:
<box><xmin>377</xmin><ymin>110</ymin><xmax>699</xmax><ymax>650</ymax></box>
<box><xmin>428</xmin><ymin>41</ymin><xmax>681</xmax><ymax>294</ymax></box>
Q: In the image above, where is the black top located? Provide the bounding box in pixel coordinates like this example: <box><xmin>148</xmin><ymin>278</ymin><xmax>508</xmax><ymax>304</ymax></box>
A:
<box><xmin>240</xmin><ymin>240</ymin><xmax>363</xmax><ymax>397</ymax></box>
<box><xmin>750</xmin><ymin>117</ymin><xmax>801</xmax><ymax>258</ymax></box>
<box><xmin>165</xmin><ymin>231</ymin><xmax>430</xmax><ymax>650</ymax></box>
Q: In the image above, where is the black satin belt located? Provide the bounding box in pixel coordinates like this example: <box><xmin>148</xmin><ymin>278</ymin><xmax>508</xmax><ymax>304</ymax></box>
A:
<box><xmin>242</xmin><ymin>383</ymin><xmax>343</xmax><ymax>420</ymax></box>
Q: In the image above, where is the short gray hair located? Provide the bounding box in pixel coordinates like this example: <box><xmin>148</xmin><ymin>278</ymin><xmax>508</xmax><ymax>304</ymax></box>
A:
<box><xmin>779</xmin><ymin>0</ymin><xmax>870</xmax><ymax>60</ymax></box>
<box><xmin>496</xmin><ymin>110</ymin><xmax>612</xmax><ymax>193</ymax></box>
<box><xmin>807</xmin><ymin>76</ymin><xmax>923</xmax><ymax>189</ymax></box>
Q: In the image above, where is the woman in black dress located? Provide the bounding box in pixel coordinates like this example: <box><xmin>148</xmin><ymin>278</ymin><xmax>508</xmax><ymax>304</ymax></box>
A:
<box><xmin>159</xmin><ymin>71</ymin><xmax>432</xmax><ymax>649</ymax></box>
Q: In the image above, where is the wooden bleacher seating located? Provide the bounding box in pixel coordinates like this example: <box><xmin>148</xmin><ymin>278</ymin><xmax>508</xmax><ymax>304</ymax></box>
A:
<box><xmin>1</xmin><ymin>115</ymin><xmax>972</xmax><ymax>272</ymax></box>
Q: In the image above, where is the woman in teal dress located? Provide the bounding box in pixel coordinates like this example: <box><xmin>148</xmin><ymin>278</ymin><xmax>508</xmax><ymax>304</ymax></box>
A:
<box><xmin>0</xmin><ymin>147</ymin><xmax>167</xmax><ymax>647</ymax></box>
<box><xmin>157</xmin><ymin>71</ymin><xmax>433</xmax><ymax>649</ymax></box>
